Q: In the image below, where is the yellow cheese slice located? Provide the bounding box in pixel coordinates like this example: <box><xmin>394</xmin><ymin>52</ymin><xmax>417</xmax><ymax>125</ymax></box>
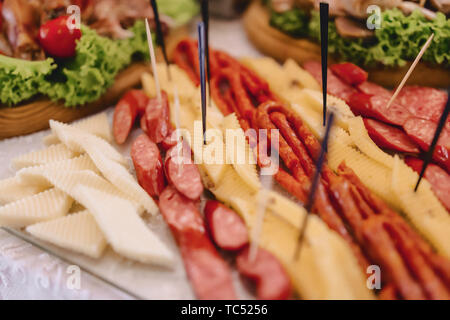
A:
<box><xmin>0</xmin><ymin>177</ymin><xmax>47</xmax><ymax>205</ymax></box>
<box><xmin>221</xmin><ymin>113</ymin><xmax>260</xmax><ymax>192</ymax></box>
<box><xmin>282</xmin><ymin>58</ymin><xmax>321</xmax><ymax>91</ymax></box>
<box><xmin>26</xmin><ymin>210</ymin><xmax>107</xmax><ymax>259</ymax></box>
<box><xmin>12</xmin><ymin>143</ymin><xmax>77</xmax><ymax>170</ymax></box>
<box><xmin>348</xmin><ymin>117</ymin><xmax>394</xmax><ymax>168</ymax></box>
<box><xmin>0</xmin><ymin>188</ymin><xmax>72</xmax><ymax>228</ymax></box>
<box><xmin>391</xmin><ymin>156</ymin><xmax>450</xmax><ymax>258</ymax></box>
<box><xmin>44</xmin><ymin>112</ymin><xmax>111</xmax><ymax>145</ymax></box>
<box><xmin>328</xmin><ymin>135</ymin><xmax>400</xmax><ymax>210</ymax></box>
<box><xmin>74</xmin><ymin>186</ymin><xmax>173</xmax><ymax>266</ymax></box>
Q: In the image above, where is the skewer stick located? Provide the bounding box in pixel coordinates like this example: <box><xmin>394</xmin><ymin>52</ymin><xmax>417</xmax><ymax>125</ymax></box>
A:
<box><xmin>294</xmin><ymin>112</ymin><xmax>335</xmax><ymax>260</ymax></box>
<box><xmin>320</xmin><ymin>2</ymin><xmax>329</xmax><ymax>126</ymax></box>
<box><xmin>145</xmin><ymin>18</ymin><xmax>162</xmax><ymax>104</ymax></box>
<box><xmin>198</xmin><ymin>22</ymin><xmax>207</xmax><ymax>145</ymax></box>
<box><xmin>150</xmin><ymin>0</ymin><xmax>172</xmax><ymax>81</ymax></box>
<box><xmin>386</xmin><ymin>33</ymin><xmax>434</xmax><ymax>110</ymax></box>
<box><xmin>249</xmin><ymin>171</ymin><xmax>275</xmax><ymax>262</ymax></box>
<box><xmin>201</xmin><ymin>0</ymin><xmax>211</xmax><ymax>106</ymax></box>
<box><xmin>415</xmin><ymin>92</ymin><xmax>450</xmax><ymax>191</ymax></box>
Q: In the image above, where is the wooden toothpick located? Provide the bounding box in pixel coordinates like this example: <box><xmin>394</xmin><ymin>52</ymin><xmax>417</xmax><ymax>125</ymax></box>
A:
<box><xmin>150</xmin><ymin>0</ymin><xmax>172</xmax><ymax>81</ymax></box>
<box><xmin>386</xmin><ymin>33</ymin><xmax>434</xmax><ymax>110</ymax></box>
<box><xmin>145</xmin><ymin>18</ymin><xmax>162</xmax><ymax>104</ymax></box>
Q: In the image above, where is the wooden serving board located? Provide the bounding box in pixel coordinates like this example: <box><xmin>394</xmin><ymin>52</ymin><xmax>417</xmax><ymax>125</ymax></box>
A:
<box><xmin>0</xmin><ymin>26</ymin><xmax>188</xmax><ymax>140</ymax></box>
<box><xmin>243</xmin><ymin>1</ymin><xmax>450</xmax><ymax>88</ymax></box>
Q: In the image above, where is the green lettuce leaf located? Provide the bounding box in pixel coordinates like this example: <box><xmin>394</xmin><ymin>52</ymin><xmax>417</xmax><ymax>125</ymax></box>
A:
<box><xmin>40</xmin><ymin>21</ymin><xmax>149</xmax><ymax>107</ymax></box>
<box><xmin>157</xmin><ymin>0</ymin><xmax>199</xmax><ymax>26</ymax></box>
<box><xmin>269</xmin><ymin>8</ymin><xmax>309</xmax><ymax>37</ymax></box>
<box><xmin>272</xmin><ymin>7</ymin><xmax>449</xmax><ymax>68</ymax></box>
<box><xmin>0</xmin><ymin>55</ymin><xmax>55</xmax><ymax>106</ymax></box>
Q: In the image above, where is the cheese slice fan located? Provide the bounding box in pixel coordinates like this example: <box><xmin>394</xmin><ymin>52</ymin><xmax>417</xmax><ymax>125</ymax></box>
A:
<box><xmin>27</xmin><ymin>210</ymin><xmax>107</xmax><ymax>259</ymax></box>
<box><xmin>74</xmin><ymin>185</ymin><xmax>173</xmax><ymax>266</ymax></box>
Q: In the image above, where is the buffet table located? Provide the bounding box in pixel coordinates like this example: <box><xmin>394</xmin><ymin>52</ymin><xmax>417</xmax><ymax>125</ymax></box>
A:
<box><xmin>0</xmin><ymin>18</ymin><xmax>261</xmax><ymax>300</ymax></box>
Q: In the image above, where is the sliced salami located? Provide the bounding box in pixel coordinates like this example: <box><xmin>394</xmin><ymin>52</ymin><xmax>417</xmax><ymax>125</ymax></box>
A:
<box><xmin>364</xmin><ymin>118</ymin><xmax>420</xmax><ymax>153</ymax></box>
<box><xmin>236</xmin><ymin>246</ymin><xmax>292</xmax><ymax>300</ymax></box>
<box><xmin>397</xmin><ymin>86</ymin><xmax>448</xmax><ymax>123</ymax></box>
<box><xmin>303</xmin><ymin>61</ymin><xmax>357</xmax><ymax>103</ymax></box>
<box><xmin>404</xmin><ymin>118</ymin><xmax>450</xmax><ymax>173</ymax></box>
<box><xmin>113</xmin><ymin>90</ymin><xmax>149</xmax><ymax>145</ymax></box>
<box><xmin>358</xmin><ymin>81</ymin><xmax>392</xmax><ymax>97</ymax></box>
<box><xmin>404</xmin><ymin>157</ymin><xmax>450</xmax><ymax>212</ymax></box>
<box><xmin>330</xmin><ymin>63</ymin><xmax>368</xmax><ymax>86</ymax></box>
<box><xmin>159</xmin><ymin>186</ymin><xmax>236</xmax><ymax>300</ymax></box>
<box><xmin>165</xmin><ymin>143</ymin><xmax>204</xmax><ymax>201</ymax></box>
<box><xmin>144</xmin><ymin>91</ymin><xmax>171</xmax><ymax>144</ymax></box>
<box><xmin>348</xmin><ymin>92</ymin><xmax>411</xmax><ymax>126</ymax></box>
<box><xmin>131</xmin><ymin>134</ymin><xmax>166</xmax><ymax>197</ymax></box>
<box><xmin>204</xmin><ymin>200</ymin><xmax>249</xmax><ymax>251</ymax></box>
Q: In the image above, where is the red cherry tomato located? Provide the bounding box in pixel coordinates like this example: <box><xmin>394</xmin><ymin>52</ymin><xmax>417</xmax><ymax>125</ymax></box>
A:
<box><xmin>38</xmin><ymin>16</ymin><xmax>82</xmax><ymax>58</ymax></box>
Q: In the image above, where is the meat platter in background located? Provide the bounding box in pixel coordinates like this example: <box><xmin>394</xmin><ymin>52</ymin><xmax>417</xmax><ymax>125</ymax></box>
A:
<box><xmin>0</xmin><ymin>0</ymin><xmax>196</xmax><ymax>139</ymax></box>
<box><xmin>244</xmin><ymin>0</ymin><xmax>450</xmax><ymax>87</ymax></box>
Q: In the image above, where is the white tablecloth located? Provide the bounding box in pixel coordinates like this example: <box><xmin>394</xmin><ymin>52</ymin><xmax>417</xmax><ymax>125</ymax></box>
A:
<box><xmin>0</xmin><ymin>18</ymin><xmax>260</xmax><ymax>300</ymax></box>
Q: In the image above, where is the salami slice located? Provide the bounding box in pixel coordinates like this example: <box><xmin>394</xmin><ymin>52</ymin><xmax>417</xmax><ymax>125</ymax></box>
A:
<box><xmin>159</xmin><ymin>186</ymin><xmax>236</xmax><ymax>300</ymax></box>
<box><xmin>165</xmin><ymin>143</ymin><xmax>204</xmax><ymax>201</ymax></box>
<box><xmin>358</xmin><ymin>81</ymin><xmax>392</xmax><ymax>97</ymax></box>
<box><xmin>303</xmin><ymin>61</ymin><xmax>357</xmax><ymax>103</ymax></box>
<box><xmin>144</xmin><ymin>91</ymin><xmax>171</xmax><ymax>144</ymax></box>
<box><xmin>131</xmin><ymin>134</ymin><xmax>166</xmax><ymax>197</ymax></box>
<box><xmin>236</xmin><ymin>246</ymin><xmax>292</xmax><ymax>300</ymax></box>
<box><xmin>330</xmin><ymin>63</ymin><xmax>368</xmax><ymax>86</ymax></box>
<box><xmin>113</xmin><ymin>90</ymin><xmax>149</xmax><ymax>145</ymax></box>
<box><xmin>405</xmin><ymin>157</ymin><xmax>450</xmax><ymax>212</ymax></box>
<box><xmin>364</xmin><ymin>118</ymin><xmax>420</xmax><ymax>153</ymax></box>
<box><xmin>204</xmin><ymin>200</ymin><xmax>249</xmax><ymax>251</ymax></box>
<box><xmin>397</xmin><ymin>86</ymin><xmax>448</xmax><ymax>123</ymax></box>
<box><xmin>348</xmin><ymin>92</ymin><xmax>411</xmax><ymax>126</ymax></box>
<box><xmin>404</xmin><ymin>118</ymin><xmax>450</xmax><ymax>173</ymax></box>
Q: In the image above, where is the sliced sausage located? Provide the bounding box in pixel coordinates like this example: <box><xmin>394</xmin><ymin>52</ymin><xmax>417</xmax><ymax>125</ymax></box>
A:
<box><xmin>144</xmin><ymin>91</ymin><xmax>171</xmax><ymax>144</ymax></box>
<box><xmin>165</xmin><ymin>143</ymin><xmax>204</xmax><ymax>201</ymax></box>
<box><xmin>159</xmin><ymin>186</ymin><xmax>236</xmax><ymax>300</ymax></box>
<box><xmin>113</xmin><ymin>90</ymin><xmax>149</xmax><ymax>144</ymax></box>
<box><xmin>204</xmin><ymin>200</ymin><xmax>249</xmax><ymax>251</ymax></box>
<box><xmin>405</xmin><ymin>157</ymin><xmax>450</xmax><ymax>212</ymax></box>
<box><xmin>364</xmin><ymin>118</ymin><xmax>420</xmax><ymax>153</ymax></box>
<box><xmin>236</xmin><ymin>246</ymin><xmax>292</xmax><ymax>300</ymax></box>
<box><xmin>303</xmin><ymin>60</ymin><xmax>358</xmax><ymax>103</ymax></box>
<box><xmin>330</xmin><ymin>62</ymin><xmax>368</xmax><ymax>86</ymax></box>
<box><xmin>404</xmin><ymin>118</ymin><xmax>450</xmax><ymax>173</ymax></box>
<box><xmin>348</xmin><ymin>92</ymin><xmax>411</xmax><ymax>126</ymax></box>
<box><xmin>358</xmin><ymin>81</ymin><xmax>392</xmax><ymax>97</ymax></box>
<box><xmin>131</xmin><ymin>134</ymin><xmax>166</xmax><ymax>197</ymax></box>
<box><xmin>161</xmin><ymin>128</ymin><xmax>179</xmax><ymax>151</ymax></box>
<box><xmin>397</xmin><ymin>86</ymin><xmax>448</xmax><ymax>123</ymax></box>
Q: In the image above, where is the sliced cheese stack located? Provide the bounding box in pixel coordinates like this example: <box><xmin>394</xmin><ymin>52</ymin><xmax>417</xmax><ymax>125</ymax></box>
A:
<box><xmin>74</xmin><ymin>186</ymin><xmax>174</xmax><ymax>266</ymax></box>
<box><xmin>0</xmin><ymin>177</ymin><xmax>47</xmax><ymax>205</ymax></box>
<box><xmin>27</xmin><ymin>210</ymin><xmax>107</xmax><ymax>259</ymax></box>
<box><xmin>0</xmin><ymin>188</ymin><xmax>73</xmax><ymax>228</ymax></box>
<box><xmin>221</xmin><ymin>113</ymin><xmax>260</xmax><ymax>192</ymax></box>
<box><xmin>12</xmin><ymin>144</ymin><xmax>77</xmax><ymax>169</ymax></box>
<box><xmin>43</xmin><ymin>112</ymin><xmax>112</xmax><ymax>146</ymax></box>
<box><xmin>391</xmin><ymin>156</ymin><xmax>450</xmax><ymax>258</ymax></box>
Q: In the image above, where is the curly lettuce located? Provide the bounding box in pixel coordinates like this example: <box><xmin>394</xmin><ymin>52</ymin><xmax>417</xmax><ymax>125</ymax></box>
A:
<box><xmin>0</xmin><ymin>21</ymin><xmax>149</xmax><ymax>107</ymax></box>
<box><xmin>0</xmin><ymin>55</ymin><xmax>55</xmax><ymax>106</ymax></box>
<box><xmin>271</xmin><ymin>7</ymin><xmax>450</xmax><ymax>68</ymax></box>
<box><xmin>269</xmin><ymin>8</ymin><xmax>309</xmax><ymax>37</ymax></box>
<box><xmin>40</xmin><ymin>21</ymin><xmax>149</xmax><ymax>107</ymax></box>
<box><xmin>157</xmin><ymin>0</ymin><xmax>199</xmax><ymax>26</ymax></box>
